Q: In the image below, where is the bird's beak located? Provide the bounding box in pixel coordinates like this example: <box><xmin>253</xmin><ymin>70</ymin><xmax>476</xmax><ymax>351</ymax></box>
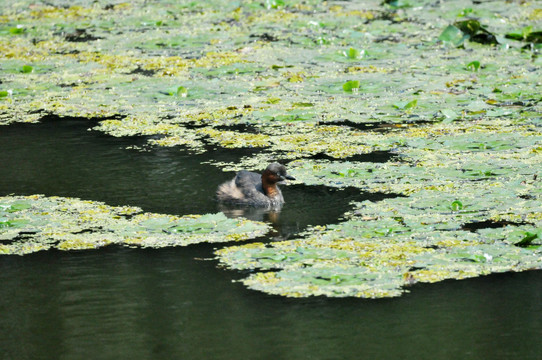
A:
<box><xmin>285</xmin><ymin>174</ymin><xmax>295</xmax><ymax>181</ymax></box>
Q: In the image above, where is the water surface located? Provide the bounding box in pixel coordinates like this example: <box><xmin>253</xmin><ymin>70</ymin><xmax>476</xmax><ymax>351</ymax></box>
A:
<box><xmin>0</xmin><ymin>117</ymin><xmax>366</xmax><ymax>238</ymax></box>
<box><xmin>1</xmin><ymin>118</ymin><xmax>541</xmax><ymax>360</ymax></box>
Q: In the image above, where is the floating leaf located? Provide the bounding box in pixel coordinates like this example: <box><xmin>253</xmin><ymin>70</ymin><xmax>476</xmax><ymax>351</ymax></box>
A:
<box><xmin>465</xmin><ymin>61</ymin><xmax>480</xmax><ymax>72</ymax></box>
<box><xmin>454</xmin><ymin>20</ymin><xmax>481</xmax><ymax>36</ymax></box>
<box><xmin>176</xmin><ymin>86</ymin><xmax>188</xmax><ymax>97</ymax></box>
<box><xmin>0</xmin><ymin>195</ymin><xmax>270</xmax><ymax>255</ymax></box>
<box><xmin>0</xmin><ymin>219</ymin><xmax>30</xmax><ymax>228</ymax></box>
<box><xmin>505</xmin><ymin>26</ymin><xmax>542</xmax><ymax>43</ymax></box>
<box><xmin>216</xmin><ymin>186</ymin><xmax>542</xmax><ymax>298</ymax></box>
<box><xmin>440</xmin><ymin>109</ymin><xmax>458</xmax><ymax>122</ymax></box>
<box><xmin>515</xmin><ymin>231</ymin><xmax>540</xmax><ymax>247</ymax></box>
<box><xmin>21</xmin><ymin>65</ymin><xmax>33</xmax><ymax>73</ymax></box>
<box><xmin>383</xmin><ymin>0</ymin><xmax>411</xmax><ymax>9</ymax></box>
<box><xmin>343</xmin><ymin>47</ymin><xmax>362</xmax><ymax>59</ymax></box>
<box><xmin>438</xmin><ymin>25</ymin><xmax>467</xmax><ymax>46</ymax></box>
<box><xmin>393</xmin><ymin>99</ymin><xmax>417</xmax><ymax>110</ymax></box>
<box><xmin>7</xmin><ymin>201</ymin><xmax>31</xmax><ymax>212</ymax></box>
<box><xmin>0</xmin><ymin>0</ymin><xmax>541</xmax><ymax>298</ymax></box>
<box><xmin>9</xmin><ymin>26</ymin><xmax>24</xmax><ymax>34</ymax></box>
<box><xmin>342</xmin><ymin>80</ymin><xmax>360</xmax><ymax>92</ymax></box>
<box><xmin>264</xmin><ymin>0</ymin><xmax>285</xmax><ymax>10</ymax></box>
<box><xmin>450</xmin><ymin>200</ymin><xmax>463</xmax><ymax>211</ymax></box>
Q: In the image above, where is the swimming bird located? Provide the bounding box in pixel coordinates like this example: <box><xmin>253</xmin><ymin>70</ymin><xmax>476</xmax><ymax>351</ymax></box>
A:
<box><xmin>216</xmin><ymin>163</ymin><xmax>295</xmax><ymax>207</ymax></box>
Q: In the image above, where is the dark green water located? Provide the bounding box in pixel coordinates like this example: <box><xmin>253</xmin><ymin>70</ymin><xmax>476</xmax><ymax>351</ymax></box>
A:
<box><xmin>1</xmin><ymin>118</ymin><xmax>541</xmax><ymax>360</ymax></box>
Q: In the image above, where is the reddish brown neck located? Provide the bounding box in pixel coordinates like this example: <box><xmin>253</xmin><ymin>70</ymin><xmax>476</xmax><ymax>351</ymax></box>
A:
<box><xmin>261</xmin><ymin>171</ymin><xmax>279</xmax><ymax>197</ymax></box>
<box><xmin>262</xmin><ymin>182</ymin><xmax>279</xmax><ymax>197</ymax></box>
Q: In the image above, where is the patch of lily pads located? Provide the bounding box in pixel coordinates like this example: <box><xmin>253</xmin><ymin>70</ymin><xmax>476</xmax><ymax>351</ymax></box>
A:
<box><xmin>216</xmin><ymin>184</ymin><xmax>542</xmax><ymax>298</ymax></box>
<box><xmin>0</xmin><ymin>195</ymin><xmax>270</xmax><ymax>255</ymax></box>
<box><xmin>1</xmin><ymin>1</ymin><xmax>540</xmax><ymax>162</ymax></box>
<box><xmin>214</xmin><ymin>118</ymin><xmax>542</xmax><ymax>297</ymax></box>
<box><xmin>1</xmin><ymin>0</ymin><xmax>542</xmax><ymax>297</ymax></box>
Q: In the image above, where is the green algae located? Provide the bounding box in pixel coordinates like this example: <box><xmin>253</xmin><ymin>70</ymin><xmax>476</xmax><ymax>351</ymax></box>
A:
<box><xmin>0</xmin><ymin>195</ymin><xmax>270</xmax><ymax>255</ymax></box>
<box><xmin>1</xmin><ymin>0</ymin><xmax>542</xmax><ymax>297</ymax></box>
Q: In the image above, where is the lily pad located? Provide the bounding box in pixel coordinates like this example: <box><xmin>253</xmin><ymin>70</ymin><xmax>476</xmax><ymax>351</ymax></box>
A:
<box><xmin>216</xmin><ymin>187</ymin><xmax>542</xmax><ymax>298</ymax></box>
<box><xmin>342</xmin><ymin>80</ymin><xmax>361</xmax><ymax>92</ymax></box>
<box><xmin>0</xmin><ymin>195</ymin><xmax>270</xmax><ymax>255</ymax></box>
<box><xmin>0</xmin><ymin>0</ymin><xmax>541</xmax><ymax>299</ymax></box>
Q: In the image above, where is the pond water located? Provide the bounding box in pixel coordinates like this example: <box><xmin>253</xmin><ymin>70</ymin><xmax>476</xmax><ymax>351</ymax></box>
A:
<box><xmin>1</xmin><ymin>118</ymin><xmax>541</xmax><ymax>360</ymax></box>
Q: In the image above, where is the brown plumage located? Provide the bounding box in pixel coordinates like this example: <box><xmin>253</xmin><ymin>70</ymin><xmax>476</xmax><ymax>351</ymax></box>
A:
<box><xmin>216</xmin><ymin>163</ymin><xmax>295</xmax><ymax>207</ymax></box>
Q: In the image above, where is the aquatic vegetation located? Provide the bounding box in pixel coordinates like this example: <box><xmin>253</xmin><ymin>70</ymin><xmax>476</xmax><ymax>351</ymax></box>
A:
<box><xmin>213</xmin><ymin>118</ymin><xmax>542</xmax><ymax>297</ymax></box>
<box><xmin>0</xmin><ymin>195</ymin><xmax>270</xmax><ymax>255</ymax></box>
<box><xmin>1</xmin><ymin>0</ymin><xmax>541</xmax><ymax>297</ymax></box>
<box><xmin>1</xmin><ymin>1</ymin><xmax>539</xmax><ymax>155</ymax></box>
<box><xmin>216</xmin><ymin>183</ymin><xmax>542</xmax><ymax>298</ymax></box>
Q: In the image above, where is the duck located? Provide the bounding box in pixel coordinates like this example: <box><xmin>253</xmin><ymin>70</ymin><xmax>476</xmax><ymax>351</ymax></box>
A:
<box><xmin>216</xmin><ymin>163</ymin><xmax>295</xmax><ymax>207</ymax></box>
